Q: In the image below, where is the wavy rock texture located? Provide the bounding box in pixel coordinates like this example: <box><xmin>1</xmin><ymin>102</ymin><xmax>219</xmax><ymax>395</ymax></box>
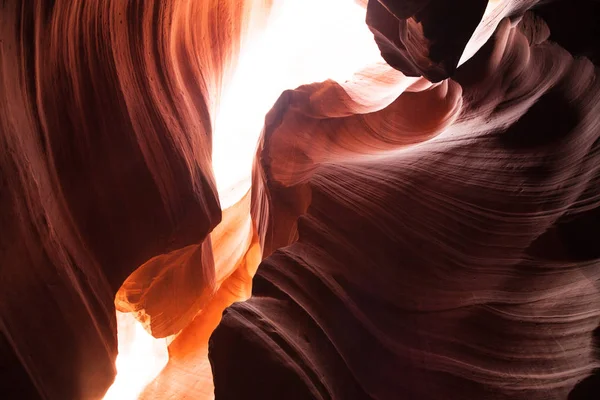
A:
<box><xmin>212</xmin><ymin>2</ymin><xmax>600</xmax><ymax>400</ymax></box>
<box><xmin>1</xmin><ymin>0</ymin><xmax>600</xmax><ymax>400</ymax></box>
<box><xmin>0</xmin><ymin>0</ymin><xmax>267</xmax><ymax>398</ymax></box>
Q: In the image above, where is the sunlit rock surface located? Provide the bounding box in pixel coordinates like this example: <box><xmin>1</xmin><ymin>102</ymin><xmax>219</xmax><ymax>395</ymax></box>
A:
<box><xmin>0</xmin><ymin>0</ymin><xmax>244</xmax><ymax>398</ymax></box>
<box><xmin>1</xmin><ymin>0</ymin><xmax>599</xmax><ymax>399</ymax></box>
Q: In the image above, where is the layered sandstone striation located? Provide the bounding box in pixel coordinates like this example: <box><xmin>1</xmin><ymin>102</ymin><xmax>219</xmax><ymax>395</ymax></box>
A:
<box><xmin>1</xmin><ymin>1</ymin><xmax>599</xmax><ymax>399</ymax></box>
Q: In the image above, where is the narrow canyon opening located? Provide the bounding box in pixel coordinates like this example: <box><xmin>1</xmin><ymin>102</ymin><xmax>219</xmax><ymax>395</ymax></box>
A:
<box><xmin>104</xmin><ymin>1</ymin><xmax>384</xmax><ymax>398</ymax></box>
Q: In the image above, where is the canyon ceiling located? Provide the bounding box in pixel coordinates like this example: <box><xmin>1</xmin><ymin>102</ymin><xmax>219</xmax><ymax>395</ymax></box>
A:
<box><xmin>1</xmin><ymin>0</ymin><xmax>599</xmax><ymax>399</ymax></box>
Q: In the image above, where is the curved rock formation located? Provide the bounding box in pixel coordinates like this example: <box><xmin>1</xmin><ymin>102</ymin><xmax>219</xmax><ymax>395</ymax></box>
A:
<box><xmin>1</xmin><ymin>0</ymin><xmax>599</xmax><ymax>399</ymax></box>
<box><xmin>0</xmin><ymin>0</ymin><xmax>255</xmax><ymax>397</ymax></box>
<box><xmin>212</xmin><ymin>2</ymin><xmax>600</xmax><ymax>400</ymax></box>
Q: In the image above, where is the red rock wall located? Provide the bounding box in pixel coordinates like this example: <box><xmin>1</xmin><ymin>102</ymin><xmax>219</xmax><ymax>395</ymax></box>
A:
<box><xmin>1</xmin><ymin>1</ymin><xmax>599</xmax><ymax>399</ymax></box>
<box><xmin>0</xmin><ymin>0</ymin><xmax>252</xmax><ymax>397</ymax></box>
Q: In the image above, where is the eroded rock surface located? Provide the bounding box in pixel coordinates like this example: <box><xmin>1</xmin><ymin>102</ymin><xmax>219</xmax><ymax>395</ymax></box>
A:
<box><xmin>1</xmin><ymin>1</ymin><xmax>599</xmax><ymax>399</ymax></box>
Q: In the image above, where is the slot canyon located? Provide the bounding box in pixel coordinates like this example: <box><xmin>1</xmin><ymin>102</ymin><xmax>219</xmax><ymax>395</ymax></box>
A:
<box><xmin>1</xmin><ymin>0</ymin><xmax>599</xmax><ymax>399</ymax></box>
